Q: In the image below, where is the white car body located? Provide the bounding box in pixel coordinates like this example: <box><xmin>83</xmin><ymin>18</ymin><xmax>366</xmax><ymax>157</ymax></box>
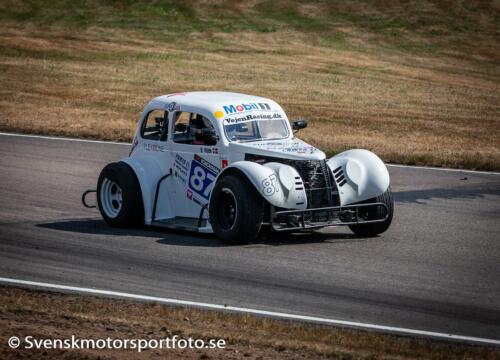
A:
<box><xmin>114</xmin><ymin>91</ymin><xmax>390</xmax><ymax>233</ymax></box>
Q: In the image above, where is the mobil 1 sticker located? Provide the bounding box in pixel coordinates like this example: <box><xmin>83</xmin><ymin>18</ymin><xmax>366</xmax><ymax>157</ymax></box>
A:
<box><xmin>188</xmin><ymin>154</ymin><xmax>220</xmax><ymax>200</ymax></box>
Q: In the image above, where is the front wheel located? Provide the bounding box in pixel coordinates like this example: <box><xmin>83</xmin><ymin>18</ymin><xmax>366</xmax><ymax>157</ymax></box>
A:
<box><xmin>348</xmin><ymin>187</ymin><xmax>394</xmax><ymax>237</ymax></box>
<box><xmin>97</xmin><ymin>162</ymin><xmax>144</xmax><ymax>227</ymax></box>
<box><xmin>209</xmin><ymin>175</ymin><xmax>264</xmax><ymax>245</ymax></box>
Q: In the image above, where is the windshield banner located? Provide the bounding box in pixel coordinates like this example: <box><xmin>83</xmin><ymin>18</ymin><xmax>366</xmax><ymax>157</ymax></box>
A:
<box><xmin>224</xmin><ymin>112</ymin><xmax>283</xmax><ymax>125</ymax></box>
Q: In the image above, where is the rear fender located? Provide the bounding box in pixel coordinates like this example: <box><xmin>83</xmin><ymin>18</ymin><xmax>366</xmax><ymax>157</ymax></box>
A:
<box><xmin>327</xmin><ymin>149</ymin><xmax>390</xmax><ymax>205</ymax></box>
<box><xmin>120</xmin><ymin>157</ymin><xmax>170</xmax><ymax>224</ymax></box>
<box><xmin>214</xmin><ymin>161</ymin><xmax>307</xmax><ymax>210</ymax></box>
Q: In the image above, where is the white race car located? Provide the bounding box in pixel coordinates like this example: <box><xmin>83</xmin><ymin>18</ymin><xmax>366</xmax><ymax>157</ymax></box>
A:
<box><xmin>83</xmin><ymin>92</ymin><xmax>393</xmax><ymax>244</ymax></box>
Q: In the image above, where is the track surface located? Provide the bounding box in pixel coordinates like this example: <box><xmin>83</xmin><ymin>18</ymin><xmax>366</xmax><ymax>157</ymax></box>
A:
<box><xmin>0</xmin><ymin>134</ymin><xmax>499</xmax><ymax>339</ymax></box>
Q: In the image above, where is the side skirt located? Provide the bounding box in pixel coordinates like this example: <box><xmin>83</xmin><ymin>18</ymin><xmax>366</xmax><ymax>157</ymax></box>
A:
<box><xmin>151</xmin><ymin>217</ymin><xmax>212</xmax><ymax>233</ymax></box>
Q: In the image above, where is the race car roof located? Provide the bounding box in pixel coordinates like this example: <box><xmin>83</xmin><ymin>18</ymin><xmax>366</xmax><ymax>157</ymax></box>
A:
<box><xmin>149</xmin><ymin>91</ymin><xmax>284</xmax><ymax>119</ymax></box>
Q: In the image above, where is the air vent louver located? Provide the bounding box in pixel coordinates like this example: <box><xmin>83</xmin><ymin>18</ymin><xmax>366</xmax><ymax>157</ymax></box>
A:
<box><xmin>333</xmin><ymin>166</ymin><xmax>347</xmax><ymax>187</ymax></box>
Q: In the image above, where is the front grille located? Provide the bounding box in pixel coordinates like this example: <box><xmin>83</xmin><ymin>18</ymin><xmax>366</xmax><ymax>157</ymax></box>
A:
<box><xmin>288</xmin><ymin>159</ymin><xmax>332</xmax><ymax>208</ymax></box>
<box><xmin>244</xmin><ymin>154</ymin><xmax>340</xmax><ymax>209</ymax></box>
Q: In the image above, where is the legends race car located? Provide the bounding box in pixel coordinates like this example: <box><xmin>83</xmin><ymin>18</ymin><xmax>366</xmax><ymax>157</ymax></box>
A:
<box><xmin>83</xmin><ymin>92</ymin><xmax>393</xmax><ymax>244</ymax></box>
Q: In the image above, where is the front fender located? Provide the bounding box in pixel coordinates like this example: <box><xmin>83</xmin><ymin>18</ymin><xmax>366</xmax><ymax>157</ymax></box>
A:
<box><xmin>327</xmin><ymin>149</ymin><xmax>390</xmax><ymax>205</ymax></box>
<box><xmin>215</xmin><ymin>161</ymin><xmax>307</xmax><ymax>210</ymax></box>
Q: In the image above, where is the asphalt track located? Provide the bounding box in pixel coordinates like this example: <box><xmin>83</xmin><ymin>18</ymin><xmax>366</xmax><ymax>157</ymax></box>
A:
<box><xmin>0</xmin><ymin>133</ymin><xmax>499</xmax><ymax>341</ymax></box>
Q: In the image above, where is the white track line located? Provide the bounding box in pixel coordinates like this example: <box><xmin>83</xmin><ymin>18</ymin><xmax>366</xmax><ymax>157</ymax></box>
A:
<box><xmin>0</xmin><ymin>131</ymin><xmax>129</xmax><ymax>146</ymax></box>
<box><xmin>1</xmin><ymin>131</ymin><xmax>499</xmax><ymax>175</ymax></box>
<box><xmin>386</xmin><ymin>163</ymin><xmax>500</xmax><ymax>175</ymax></box>
<box><xmin>0</xmin><ymin>277</ymin><xmax>499</xmax><ymax>346</ymax></box>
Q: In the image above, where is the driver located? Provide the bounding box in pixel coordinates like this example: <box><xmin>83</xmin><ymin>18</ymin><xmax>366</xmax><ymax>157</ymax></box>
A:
<box><xmin>189</xmin><ymin>114</ymin><xmax>215</xmax><ymax>145</ymax></box>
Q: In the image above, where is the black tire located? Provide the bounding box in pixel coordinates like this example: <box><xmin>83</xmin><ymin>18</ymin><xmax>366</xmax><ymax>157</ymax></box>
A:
<box><xmin>348</xmin><ymin>187</ymin><xmax>394</xmax><ymax>237</ymax></box>
<box><xmin>209</xmin><ymin>175</ymin><xmax>264</xmax><ymax>245</ymax></box>
<box><xmin>97</xmin><ymin>162</ymin><xmax>144</xmax><ymax>227</ymax></box>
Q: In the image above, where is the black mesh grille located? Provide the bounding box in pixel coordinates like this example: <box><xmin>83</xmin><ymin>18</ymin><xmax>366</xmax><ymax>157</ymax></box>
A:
<box><xmin>244</xmin><ymin>153</ymin><xmax>339</xmax><ymax>209</ymax></box>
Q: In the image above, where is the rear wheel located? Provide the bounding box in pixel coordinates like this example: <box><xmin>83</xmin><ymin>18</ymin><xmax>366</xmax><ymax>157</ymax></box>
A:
<box><xmin>97</xmin><ymin>162</ymin><xmax>144</xmax><ymax>227</ymax></box>
<box><xmin>209</xmin><ymin>175</ymin><xmax>264</xmax><ymax>245</ymax></box>
<box><xmin>348</xmin><ymin>187</ymin><xmax>393</xmax><ymax>237</ymax></box>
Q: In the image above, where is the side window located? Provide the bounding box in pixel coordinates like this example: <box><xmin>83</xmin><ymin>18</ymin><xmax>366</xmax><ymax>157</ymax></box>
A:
<box><xmin>173</xmin><ymin>112</ymin><xmax>217</xmax><ymax>146</ymax></box>
<box><xmin>141</xmin><ymin>109</ymin><xmax>168</xmax><ymax>141</ymax></box>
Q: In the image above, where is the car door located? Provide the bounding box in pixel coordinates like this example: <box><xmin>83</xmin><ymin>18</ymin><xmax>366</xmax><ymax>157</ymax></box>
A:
<box><xmin>168</xmin><ymin>111</ymin><xmax>222</xmax><ymax>219</ymax></box>
<box><xmin>138</xmin><ymin>108</ymin><xmax>174</xmax><ymax>221</ymax></box>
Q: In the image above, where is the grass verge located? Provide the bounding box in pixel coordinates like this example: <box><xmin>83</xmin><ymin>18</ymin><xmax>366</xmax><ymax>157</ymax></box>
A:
<box><xmin>0</xmin><ymin>1</ymin><xmax>499</xmax><ymax>170</ymax></box>
<box><xmin>1</xmin><ymin>286</ymin><xmax>499</xmax><ymax>359</ymax></box>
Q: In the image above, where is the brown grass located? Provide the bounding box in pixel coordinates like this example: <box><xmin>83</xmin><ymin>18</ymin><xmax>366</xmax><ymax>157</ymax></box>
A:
<box><xmin>0</xmin><ymin>1</ymin><xmax>499</xmax><ymax>170</ymax></box>
<box><xmin>1</xmin><ymin>286</ymin><xmax>499</xmax><ymax>359</ymax></box>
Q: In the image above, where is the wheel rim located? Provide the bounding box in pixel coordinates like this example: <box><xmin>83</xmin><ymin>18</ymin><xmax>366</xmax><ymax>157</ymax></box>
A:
<box><xmin>217</xmin><ymin>187</ymin><xmax>237</xmax><ymax>230</ymax></box>
<box><xmin>100</xmin><ymin>178</ymin><xmax>123</xmax><ymax>218</ymax></box>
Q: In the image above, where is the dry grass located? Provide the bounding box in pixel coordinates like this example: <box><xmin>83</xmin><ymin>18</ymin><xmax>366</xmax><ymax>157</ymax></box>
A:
<box><xmin>0</xmin><ymin>1</ymin><xmax>499</xmax><ymax>170</ymax></box>
<box><xmin>1</xmin><ymin>286</ymin><xmax>499</xmax><ymax>359</ymax></box>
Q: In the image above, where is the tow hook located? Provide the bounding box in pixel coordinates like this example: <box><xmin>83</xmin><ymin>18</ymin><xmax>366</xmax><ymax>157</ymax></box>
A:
<box><xmin>82</xmin><ymin>189</ymin><xmax>97</xmax><ymax>208</ymax></box>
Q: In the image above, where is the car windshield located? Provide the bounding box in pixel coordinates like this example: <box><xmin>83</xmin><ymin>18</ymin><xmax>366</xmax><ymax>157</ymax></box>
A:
<box><xmin>224</xmin><ymin>118</ymin><xmax>289</xmax><ymax>142</ymax></box>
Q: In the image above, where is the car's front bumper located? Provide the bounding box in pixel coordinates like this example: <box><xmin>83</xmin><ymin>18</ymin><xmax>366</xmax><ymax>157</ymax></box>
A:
<box><xmin>270</xmin><ymin>202</ymin><xmax>389</xmax><ymax>232</ymax></box>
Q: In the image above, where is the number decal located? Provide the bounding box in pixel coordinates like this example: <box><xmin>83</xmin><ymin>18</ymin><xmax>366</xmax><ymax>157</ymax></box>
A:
<box><xmin>203</xmin><ymin>172</ymin><xmax>216</xmax><ymax>197</ymax></box>
<box><xmin>188</xmin><ymin>155</ymin><xmax>219</xmax><ymax>200</ymax></box>
<box><xmin>262</xmin><ymin>174</ymin><xmax>278</xmax><ymax>196</ymax></box>
<box><xmin>190</xmin><ymin>166</ymin><xmax>206</xmax><ymax>192</ymax></box>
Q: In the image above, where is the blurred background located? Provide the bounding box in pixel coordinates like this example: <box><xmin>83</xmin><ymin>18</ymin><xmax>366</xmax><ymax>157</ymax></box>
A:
<box><xmin>0</xmin><ymin>0</ymin><xmax>498</xmax><ymax>169</ymax></box>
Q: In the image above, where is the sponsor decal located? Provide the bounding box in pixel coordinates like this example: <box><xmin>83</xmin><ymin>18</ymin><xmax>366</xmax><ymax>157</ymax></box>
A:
<box><xmin>221</xmin><ymin>159</ymin><xmax>228</xmax><ymax>169</ymax></box>
<box><xmin>278</xmin><ymin>144</ymin><xmax>318</xmax><ymax>154</ymax></box>
<box><xmin>166</xmin><ymin>102</ymin><xmax>180</xmax><ymax>112</ymax></box>
<box><xmin>249</xmin><ymin>140</ymin><xmax>319</xmax><ymax>154</ymax></box>
<box><xmin>194</xmin><ymin>154</ymin><xmax>220</xmax><ymax>174</ymax></box>
<box><xmin>222</xmin><ymin>102</ymin><xmax>271</xmax><ymax>115</ymax></box>
<box><xmin>287</xmin><ymin>144</ymin><xmax>318</xmax><ymax>154</ymax></box>
<box><xmin>200</xmin><ymin>147</ymin><xmax>219</xmax><ymax>154</ymax></box>
<box><xmin>187</xmin><ymin>189</ymin><xmax>193</xmax><ymax>200</ymax></box>
<box><xmin>188</xmin><ymin>154</ymin><xmax>220</xmax><ymax>200</ymax></box>
<box><xmin>173</xmin><ymin>154</ymin><xmax>189</xmax><ymax>184</ymax></box>
<box><xmin>224</xmin><ymin>112</ymin><xmax>283</xmax><ymax>125</ymax></box>
<box><xmin>214</xmin><ymin>103</ymin><xmax>274</xmax><ymax>119</ymax></box>
<box><xmin>143</xmin><ymin>143</ymin><xmax>167</xmax><ymax>152</ymax></box>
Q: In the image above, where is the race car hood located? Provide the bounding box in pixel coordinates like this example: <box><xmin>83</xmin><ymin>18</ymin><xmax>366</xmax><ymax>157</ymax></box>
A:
<box><xmin>229</xmin><ymin>138</ymin><xmax>326</xmax><ymax>161</ymax></box>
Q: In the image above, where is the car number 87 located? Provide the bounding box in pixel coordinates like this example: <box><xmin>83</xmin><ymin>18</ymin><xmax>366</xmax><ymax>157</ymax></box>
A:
<box><xmin>189</xmin><ymin>165</ymin><xmax>216</xmax><ymax>199</ymax></box>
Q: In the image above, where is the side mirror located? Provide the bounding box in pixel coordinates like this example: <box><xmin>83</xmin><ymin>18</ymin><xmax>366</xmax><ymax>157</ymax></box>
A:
<box><xmin>292</xmin><ymin>119</ymin><xmax>308</xmax><ymax>131</ymax></box>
